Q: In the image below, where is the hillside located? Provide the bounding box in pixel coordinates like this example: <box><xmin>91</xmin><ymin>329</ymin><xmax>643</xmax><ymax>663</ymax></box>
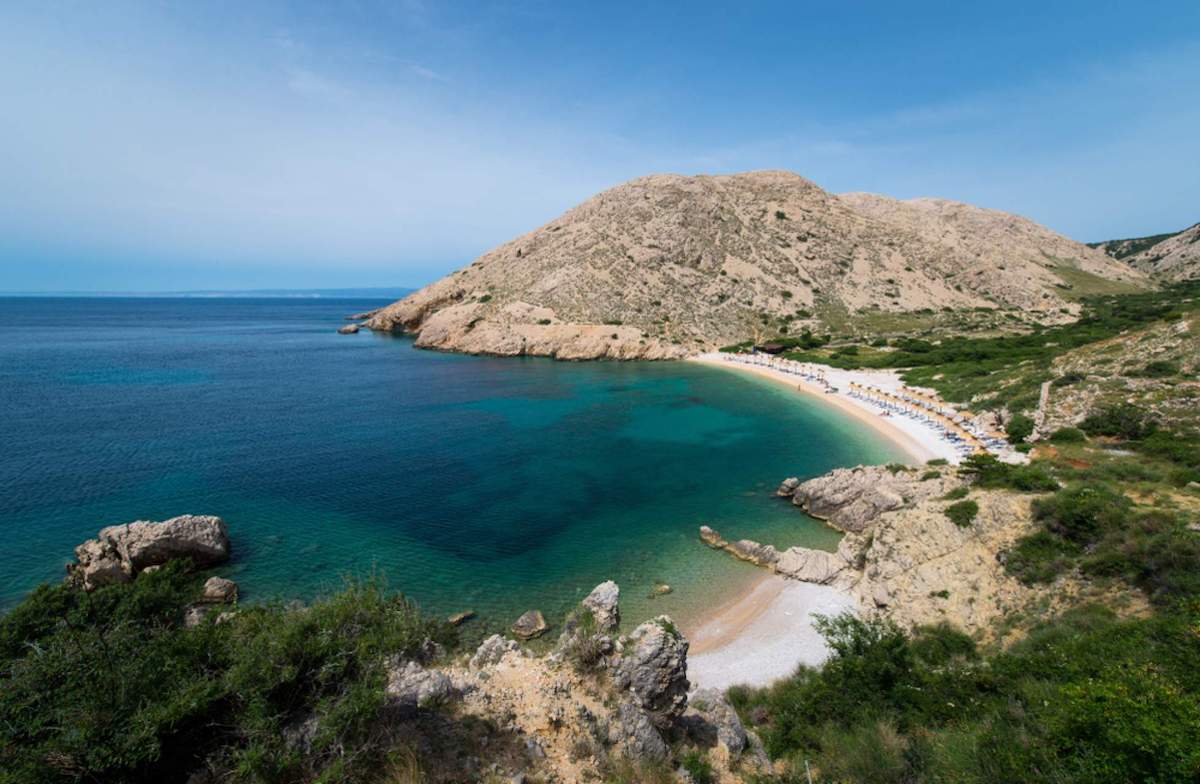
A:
<box><xmin>1089</xmin><ymin>230</ymin><xmax>1182</xmax><ymax>260</ymax></box>
<box><xmin>364</xmin><ymin>171</ymin><xmax>1147</xmax><ymax>359</ymax></box>
<box><xmin>1123</xmin><ymin>222</ymin><xmax>1200</xmax><ymax>281</ymax></box>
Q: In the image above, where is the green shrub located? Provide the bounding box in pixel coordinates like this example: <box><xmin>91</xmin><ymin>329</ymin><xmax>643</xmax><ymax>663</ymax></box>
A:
<box><xmin>1049</xmin><ymin>426</ymin><xmax>1086</xmax><ymax>443</ymax></box>
<box><xmin>926</xmin><ymin>458</ymin><xmax>949</xmax><ymax>466</ymax></box>
<box><xmin>1052</xmin><ymin>371</ymin><xmax>1085</xmax><ymax>387</ymax></box>
<box><xmin>942</xmin><ymin>486</ymin><xmax>970</xmax><ymax>500</ymax></box>
<box><xmin>678</xmin><ymin>749</ymin><xmax>715</xmax><ymax>784</ymax></box>
<box><xmin>774</xmin><ymin>210</ymin><xmax>788</xmax><ymax>221</ymax></box>
<box><xmin>1033</xmin><ymin>482</ymin><xmax>1131</xmax><ymax>545</ymax></box>
<box><xmin>1137</xmin><ymin>429</ymin><xmax>1200</xmax><ymax>468</ymax></box>
<box><xmin>1133</xmin><ymin>359</ymin><xmax>1178</xmax><ymax>378</ymax></box>
<box><xmin>921</xmin><ymin>470</ymin><xmax>941</xmax><ymax>481</ymax></box>
<box><xmin>1080</xmin><ymin>403</ymin><xmax>1158</xmax><ymax>440</ymax></box>
<box><xmin>1006</xmin><ymin>414</ymin><xmax>1035</xmax><ymax>443</ymax></box>
<box><xmin>1005</xmin><ymin>530</ymin><xmax>1082</xmax><ymax>584</ymax></box>
<box><xmin>945</xmin><ymin>500</ymin><xmax>980</xmax><ymax>527</ymax></box>
<box><xmin>0</xmin><ymin>568</ymin><xmax>449</xmax><ymax>784</ymax></box>
<box><xmin>959</xmin><ymin>454</ymin><xmax>1059</xmax><ymax>492</ymax></box>
<box><xmin>477</xmin><ymin>294</ymin><xmax>492</xmax><ymax>303</ymax></box>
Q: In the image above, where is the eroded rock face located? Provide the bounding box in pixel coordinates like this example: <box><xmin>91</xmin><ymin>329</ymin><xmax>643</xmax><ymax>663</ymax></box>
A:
<box><xmin>685</xmin><ymin>688</ymin><xmax>753</xmax><ymax>762</ymax></box>
<box><xmin>609</xmin><ymin>700</ymin><xmax>669</xmax><ymax>760</ymax></box>
<box><xmin>385</xmin><ymin>660</ymin><xmax>455</xmax><ymax>715</ymax></box>
<box><xmin>470</xmin><ymin>634</ymin><xmax>520</xmax><ymax>670</ymax></box>
<box><xmin>784</xmin><ymin>465</ymin><xmax>962</xmax><ymax>532</ymax></box>
<box><xmin>68</xmin><ymin>515</ymin><xmax>231</xmax><ymax>590</ymax></box>
<box><xmin>582</xmin><ymin>580</ymin><xmax>620</xmax><ymax>632</ymax></box>
<box><xmin>612</xmin><ymin>617</ymin><xmax>689</xmax><ymax>728</ymax></box>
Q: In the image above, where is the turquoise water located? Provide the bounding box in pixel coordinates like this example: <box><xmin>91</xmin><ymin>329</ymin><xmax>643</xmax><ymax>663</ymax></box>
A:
<box><xmin>0</xmin><ymin>297</ymin><xmax>905</xmax><ymax>633</ymax></box>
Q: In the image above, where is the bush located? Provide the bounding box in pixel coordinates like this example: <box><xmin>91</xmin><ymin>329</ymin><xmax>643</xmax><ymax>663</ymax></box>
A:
<box><xmin>678</xmin><ymin>749</ymin><xmax>715</xmax><ymax>784</ymax></box>
<box><xmin>1133</xmin><ymin>359</ymin><xmax>1178</xmax><ymax>378</ymax></box>
<box><xmin>0</xmin><ymin>569</ymin><xmax>449</xmax><ymax>784</ymax></box>
<box><xmin>959</xmin><ymin>454</ymin><xmax>1059</xmax><ymax>492</ymax></box>
<box><xmin>921</xmin><ymin>470</ymin><xmax>941</xmax><ymax>481</ymax></box>
<box><xmin>1006</xmin><ymin>414</ymin><xmax>1035</xmax><ymax>443</ymax></box>
<box><xmin>942</xmin><ymin>486</ymin><xmax>969</xmax><ymax>500</ymax></box>
<box><xmin>1079</xmin><ymin>404</ymin><xmax>1158</xmax><ymax>441</ymax></box>
<box><xmin>1052</xmin><ymin>372</ymin><xmax>1085</xmax><ymax>387</ymax></box>
<box><xmin>1005</xmin><ymin>530</ymin><xmax>1081</xmax><ymax>584</ymax></box>
<box><xmin>945</xmin><ymin>500</ymin><xmax>979</xmax><ymax>527</ymax></box>
<box><xmin>1049</xmin><ymin>427</ymin><xmax>1087</xmax><ymax>443</ymax></box>
<box><xmin>1034</xmin><ymin>482</ymin><xmax>1131</xmax><ymax>545</ymax></box>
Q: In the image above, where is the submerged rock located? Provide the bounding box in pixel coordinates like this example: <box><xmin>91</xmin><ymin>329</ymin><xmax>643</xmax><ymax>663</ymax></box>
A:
<box><xmin>68</xmin><ymin>515</ymin><xmax>231</xmax><ymax>590</ymax></box>
<box><xmin>511</xmin><ymin>610</ymin><xmax>549</xmax><ymax>640</ymax></box>
<box><xmin>447</xmin><ymin>610</ymin><xmax>476</xmax><ymax>626</ymax></box>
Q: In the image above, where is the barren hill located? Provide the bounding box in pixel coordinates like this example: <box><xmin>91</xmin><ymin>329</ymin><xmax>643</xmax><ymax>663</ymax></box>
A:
<box><xmin>1121</xmin><ymin>222</ymin><xmax>1200</xmax><ymax>281</ymax></box>
<box><xmin>366</xmin><ymin>171</ymin><xmax>1148</xmax><ymax>359</ymax></box>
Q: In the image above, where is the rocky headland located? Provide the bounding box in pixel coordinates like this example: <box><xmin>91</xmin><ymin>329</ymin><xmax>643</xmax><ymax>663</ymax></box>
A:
<box><xmin>362</xmin><ymin>170</ymin><xmax>1145</xmax><ymax>360</ymax></box>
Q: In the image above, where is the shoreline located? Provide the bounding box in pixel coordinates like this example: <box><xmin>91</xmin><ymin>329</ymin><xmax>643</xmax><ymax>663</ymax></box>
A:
<box><xmin>680</xmin><ymin>351</ymin><xmax>951</xmax><ymax>690</ymax></box>
<box><xmin>685</xmin><ymin>571</ymin><xmax>857</xmax><ymax>691</ymax></box>
<box><xmin>688</xmin><ymin>352</ymin><xmax>962</xmax><ymax>465</ymax></box>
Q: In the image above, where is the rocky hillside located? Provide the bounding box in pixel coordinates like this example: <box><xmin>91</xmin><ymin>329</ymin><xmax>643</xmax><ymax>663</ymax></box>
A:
<box><xmin>1090</xmin><ymin>229</ymin><xmax>1182</xmax><ymax>260</ymax></box>
<box><xmin>364</xmin><ymin>171</ymin><xmax>1147</xmax><ymax>359</ymax></box>
<box><xmin>1122</xmin><ymin>222</ymin><xmax>1200</xmax><ymax>281</ymax></box>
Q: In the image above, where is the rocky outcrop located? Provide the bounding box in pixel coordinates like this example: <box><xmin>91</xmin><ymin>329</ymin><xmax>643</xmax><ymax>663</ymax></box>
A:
<box><xmin>470</xmin><ymin>634</ymin><xmax>521</xmax><ymax>670</ymax></box>
<box><xmin>366</xmin><ymin>171</ymin><xmax>1145</xmax><ymax>360</ymax></box>
<box><xmin>612</xmin><ymin>617</ymin><xmax>690</xmax><ymax>728</ymax></box>
<box><xmin>781</xmin><ymin>465</ymin><xmax>963</xmax><ymax>532</ymax></box>
<box><xmin>336</xmin><ymin>324</ymin><xmax>360</xmax><ymax>334</ymax></box>
<box><xmin>700</xmin><ymin>525</ymin><xmax>848</xmax><ymax>584</ymax></box>
<box><xmin>581</xmin><ymin>580</ymin><xmax>620</xmax><ymax>632</ymax></box>
<box><xmin>201</xmin><ymin>576</ymin><xmax>238</xmax><ymax>604</ymax></box>
<box><xmin>511</xmin><ymin>610</ymin><xmax>549</xmax><ymax>640</ymax></box>
<box><xmin>1123</xmin><ymin>221</ymin><xmax>1200</xmax><ymax>282</ymax></box>
<box><xmin>68</xmin><ymin>515</ymin><xmax>230</xmax><ymax>590</ymax></box>
<box><xmin>385</xmin><ymin>660</ymin><xmax>456</xmax><ymax>715</ymax></box>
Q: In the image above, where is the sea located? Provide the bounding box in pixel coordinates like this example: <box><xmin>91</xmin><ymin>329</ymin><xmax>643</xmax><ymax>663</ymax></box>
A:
<box><xmin>0</xmin><ymin>297</ymin><xmax>905</xmax><ymax>634</ymax></box>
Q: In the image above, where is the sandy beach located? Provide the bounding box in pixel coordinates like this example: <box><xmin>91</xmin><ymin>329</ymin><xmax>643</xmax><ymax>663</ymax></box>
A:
<box><xmin>681</xmin><ymin>352</ymin><xmax>960</xmax><ymax>691</ymax></box>
<box><xmin>689</xmin><ymin>352</ymin><xmax>964</xmax><ymax>465</ymax></box>
<box><xmin>686</xmin><ymin>572</ymin><xmax>857</xmax><ymax>691</ymax></box>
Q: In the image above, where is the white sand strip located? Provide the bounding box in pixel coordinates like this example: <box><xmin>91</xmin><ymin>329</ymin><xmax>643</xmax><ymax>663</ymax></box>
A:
<box><xmin>689</xmin><ymin>352</ymin><xmax>965</xmax><ymax>464</ymax></box>
<box><xmin>686</xmin><ymin>574</ymin><xmax>856</xmax><ymax>691</ymax></box>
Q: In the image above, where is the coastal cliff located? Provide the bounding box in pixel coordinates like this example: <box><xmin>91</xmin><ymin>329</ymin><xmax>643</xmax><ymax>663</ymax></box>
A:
<box><xmin>364</xmin><ymin>170</ymin><xmax>1145</xmax><ymax>359</ymax></box>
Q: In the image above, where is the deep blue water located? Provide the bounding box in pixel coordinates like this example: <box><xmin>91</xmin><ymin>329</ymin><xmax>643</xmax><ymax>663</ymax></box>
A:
<box><xmin>0</xmin><ymin>297</ymin><xmax>903</xmax><ymax>631</ymax></box>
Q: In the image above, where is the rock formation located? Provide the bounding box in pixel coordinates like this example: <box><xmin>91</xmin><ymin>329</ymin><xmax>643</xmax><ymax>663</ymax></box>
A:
<box><xmin>511</xmin><ymin>609</ymin><xmax>549</xmax><ymax>640</ymax></box>
<box><xmin>581</xmin><ymin>580</ymin><xmax>620</xmax><ymax>632</ymax></box>
<box><xmin>780</xmin><ymin>464</ymin><xmax>963</xmax><ymax>532</ymax></box>
<box><xmin>1122</xmin><ymin>221</ymin><xmax>1200</xmax><ymax>281</ymax></box>
<box><xmin>68</xmin><ymin>515</ymin><xmax>231</xmax><ymax>590</ymax></box>
<box><xmin>365</xmin><ymin>171</ymin><xmax>1145</xmax><ymax>359</ymax></box>
<box><xmin>611</xmin><ymin>617</ymin><xmax>690</xmax><ymax>728</ymax></box>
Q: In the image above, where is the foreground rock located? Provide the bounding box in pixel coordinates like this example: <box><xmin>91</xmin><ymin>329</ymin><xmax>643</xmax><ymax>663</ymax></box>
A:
<box><xmin>612</xmin><ymin>617</ymin><xmax>690</xmax><ymax>727</ymax></box>
<box><xmin>385</xmin><ymin>660</ymin><xmax>455</xmax><ymax>715</ymax></box>
<box><xmin>68</xmin><ymin>515</ymin><xmax>231</xmax><ymax>590</ymax></box>
<box><xmin>511</xmin><ymin>610</ymin><xmax>549</xmax><ymax>640</ymax></box>
<box><xmin>201</xmin><ymin>576</ymin><xmax>239</xmax><ymax>604</ymax></box>
<box><xmin>780</xmin><ymin>464</ymin><xmax>962</xmax><ymax>532</ymax></box>
<box><xmin>581</xmin><ymin>580</ymin><xmax>620</xmax><ymax>631</ymax></box>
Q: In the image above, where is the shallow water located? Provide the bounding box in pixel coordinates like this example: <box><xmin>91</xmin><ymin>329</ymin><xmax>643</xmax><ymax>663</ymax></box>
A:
<box><xmin>0</xmin><ymin>297</ymin><xmax>904</xmax><ymax>632</ymax></box>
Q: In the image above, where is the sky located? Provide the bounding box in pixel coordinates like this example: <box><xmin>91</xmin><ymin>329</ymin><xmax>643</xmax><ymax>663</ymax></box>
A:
<box><xmin>1</xmin><ymin>1</ymin><xmax>1198</xmax><ymax>292</ymax></box>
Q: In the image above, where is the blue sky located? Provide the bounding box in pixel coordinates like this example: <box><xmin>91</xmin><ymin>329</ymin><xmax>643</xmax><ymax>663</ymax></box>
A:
<box><xmin>2</xmin><ymin>1</ymin><xmax>1198</xmax><ymax>292</ymax></box>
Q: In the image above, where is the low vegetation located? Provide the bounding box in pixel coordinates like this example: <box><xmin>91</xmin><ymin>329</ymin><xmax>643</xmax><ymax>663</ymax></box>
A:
<box><xmin>0</xmin><ymin>565</ymin><xmax>453</xmax><ymax>784</ymax></box>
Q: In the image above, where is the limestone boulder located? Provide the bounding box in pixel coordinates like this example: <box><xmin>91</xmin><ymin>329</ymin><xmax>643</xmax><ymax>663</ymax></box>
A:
<box><xmin>201</xmin><ymin>576</ymin><xmax>239</xmax><ymax>604</ymax></box>
<box><xmin>511</xmin><ymin>610</ymin><xmax>549</xmax><ymax>640</ymax></box>
<box><xmin>385</xmin><ymin>660</ymin><xmax>455</xmax><ymax>714</ymax></box>
<box><xmin>612</xmin><ymin>616</ymin><xmax>689</xmax><ymax>727</ymax></box>
<box><xmin>470</xmin><ymin>634</ymin><xmax>520</xmax><ymax>670</ymax></box>
<box><xmin>581</xmin><ymin>580</ymin><xmax>620</xmax><ymax>632</ymax></box>
<box><xmin>68</xmin><ymin>515</ymin><xmax>230</xmax><ymax>590</ymax></box>
<box><xmin>774</xmin><ymin>546</ymin><xmax>849</xmax><ymax>584</ymax></box>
